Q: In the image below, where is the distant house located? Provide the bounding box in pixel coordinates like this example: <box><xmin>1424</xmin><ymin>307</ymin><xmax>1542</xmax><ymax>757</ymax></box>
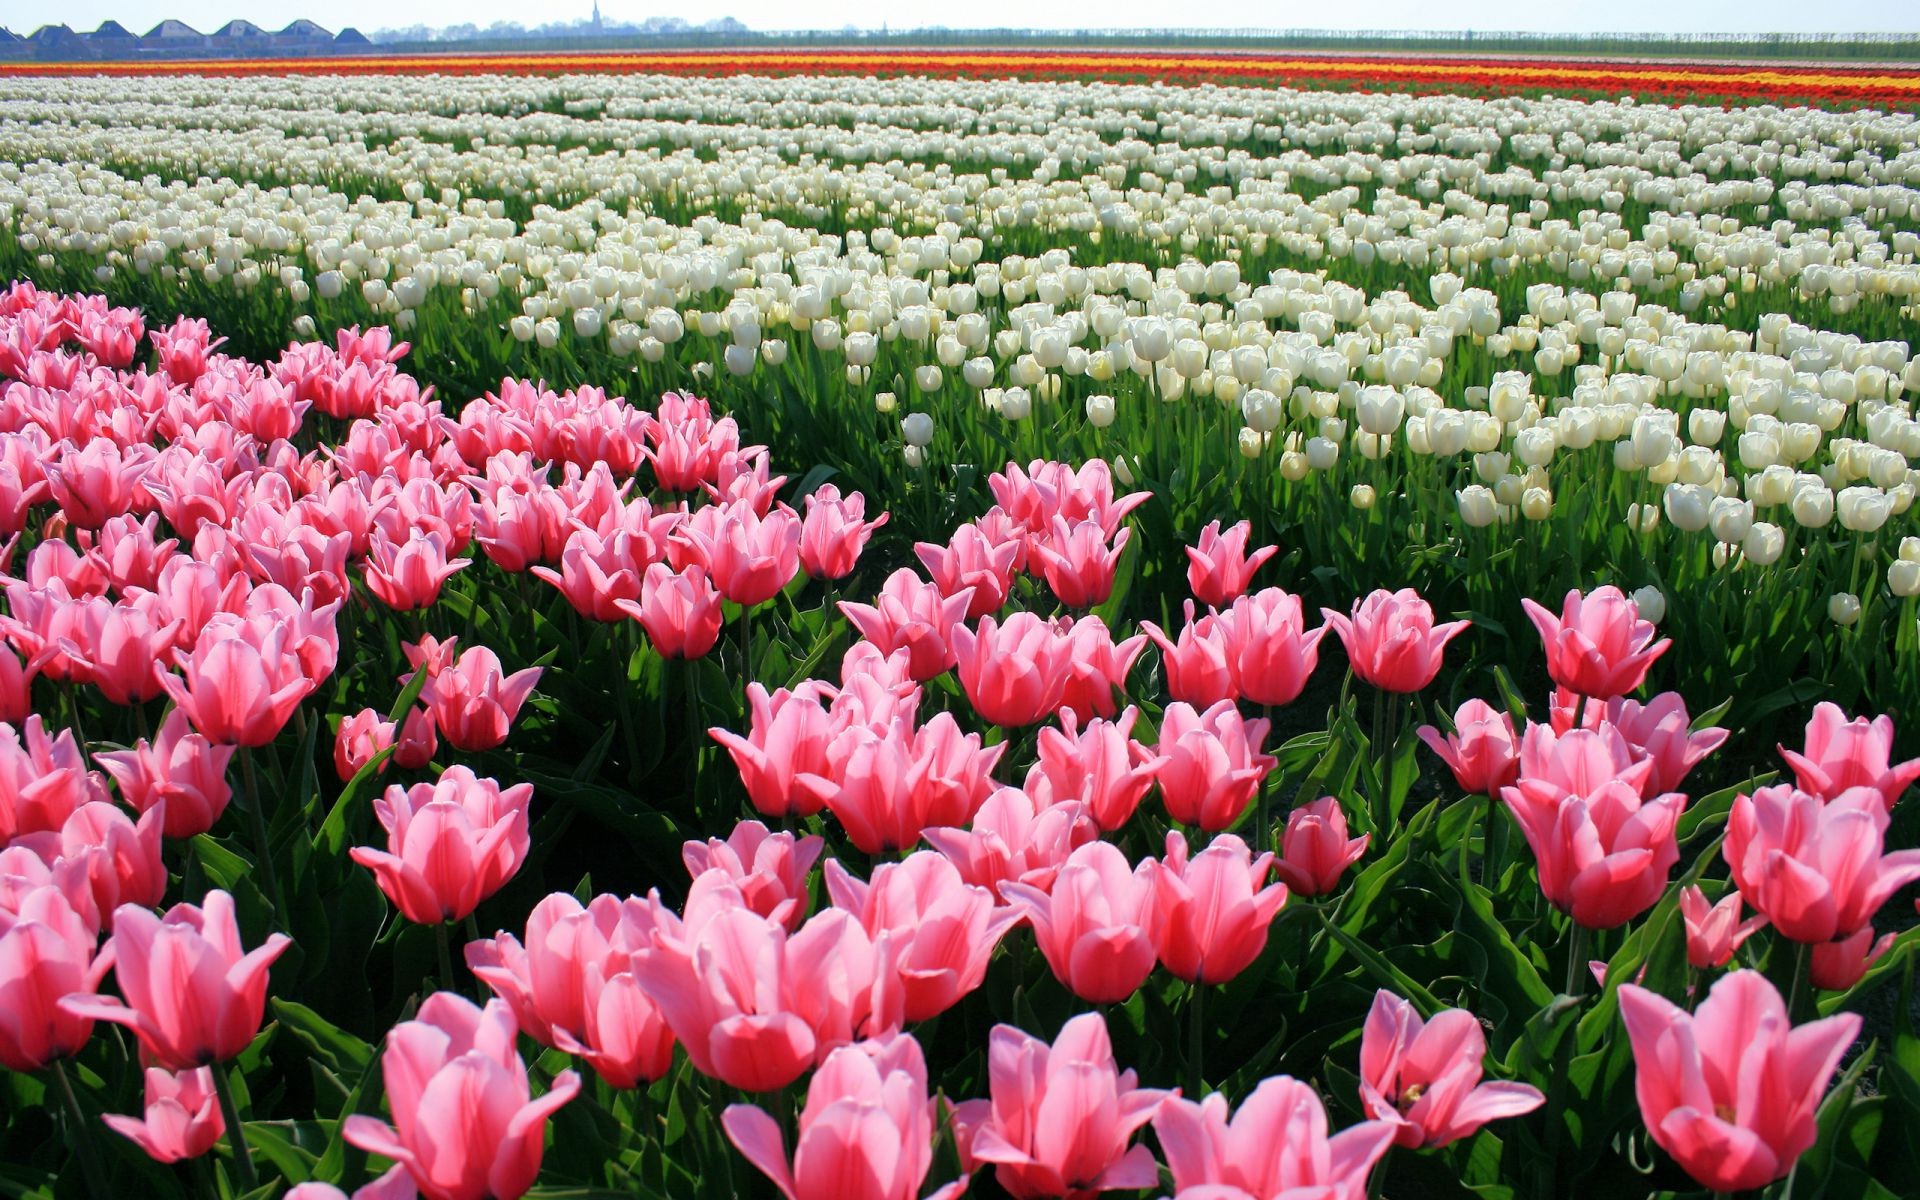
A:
<box><xmin>211</xmin><ymin>20</ymin><xmax>270</xmax><ymax>42</ymax></box>
<box><xmin>335</xmin><ymin>27</ymin><xmax>372</xmax><ymax>47</ymax></box>
<box><xmin>26</xmin><ymin>24</ymin><xmax>94</xmax><ymax>58</ymax></box>
<box><xmin>91</xmin><ymin>21</ymin><xmax>137</xmax><ymax>43</ymax></box>
<box><xmin>141</xmin><ymin>20</ymin><xmax>208</xmax><ymax>51</ymax></box>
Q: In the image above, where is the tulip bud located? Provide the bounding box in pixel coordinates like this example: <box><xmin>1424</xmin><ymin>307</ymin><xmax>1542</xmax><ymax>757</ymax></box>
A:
<box><xmin>1829</xmin><ymin>592</ymin><xmax>1862</xmax><ymax>625</ymax></box>
<box><xmin>901</xmin><ymin>412</ymin><xmax>934</xmax><ymax>446</ymax></box>
<box><xmin>1085</xmin><ymin>394</ymin><xmax>1116</xmax><ymax>429</ymax></box>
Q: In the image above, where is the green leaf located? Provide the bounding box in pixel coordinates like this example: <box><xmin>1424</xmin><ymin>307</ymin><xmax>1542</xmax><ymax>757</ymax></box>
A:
<box><xmin>271</xmin><ymin>999</ymin><xmax>374</xmax><ymax>1077</ymax></box>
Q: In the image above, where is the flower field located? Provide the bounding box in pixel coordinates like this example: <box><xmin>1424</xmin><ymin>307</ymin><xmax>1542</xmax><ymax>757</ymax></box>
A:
<box><xmin>0</xmin><ymin>62</ymin><xmax>1917</xmax><ymax>1200</ymax></box>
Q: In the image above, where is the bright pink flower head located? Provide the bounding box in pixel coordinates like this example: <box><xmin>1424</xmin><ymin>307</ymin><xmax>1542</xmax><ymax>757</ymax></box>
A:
<box><xmin>1216</xmin><ymin>587</ymin><xmax>1325</xmax><ymax>708</ymax></box>
<box><xmin>466</xmin><ymin>892</ymin><xmax>675</xmax><ymax>1090</ymax></box>
<box><xmin>284</xmin><ymin>1176</ymin><xmax>418</xmax><ymax>1200</ymax></box>
<box><xmin>160</xmin><ymin>615</ymin><xmax>316</xmax><ymax>747</ymax></box>
<box><xmin>0</xmin><ymin>884</ymin><xmax>108</xmax><ymax>1071</ymax></box>
<box><xmin>0</xmin><ymin>644</ymin><xmax>40</xmax><ymax>725</ymax></box>
<box><xmin>1501</xmin><ymin>776</ymin><xmax>1686</xmax><ymax>930</ymax></box>
<box><xmin>677</xmin><ymin>500</ymin><xmax>801</xmax><ymax>608</ymax></box>
<box><xmin>1418</xmin><ymin>698</ymin><xmax>1521</xmax><ymax>796</ymax></box>
<box><xmin>1142</xmin><ymin>604</ymin><xmax>1237</xmax><ymax>709</ymax></box>
<box><xmin>684</xmin><ymin>818</ymin><xmax>824</xmax><ymax>931</ymax></box>
<box><xmin>811</xmin><ymin>713</ymin><xmax>1004</xmax><ymax>856</ymax></box>
<box><xmin>1185</xmin><ymin>519</ymin><xmax>1279</xmax><ymax>609</ymax></box>
<box><xmin>710</xmin><ymin>683</ymin><xmax>842</xmax><ymax>820</ymax></box>
<box><xmin>1155</xmin><ymin>700</ymin><xmax>1275</xmax><ymax>832</ymax></box>
<box><xmin>967</xmin><ymin>1012</ymin><xmax>1167</xmax><ymax>1199</ymax></box>
<box><xmin>19</xmin><ymin>800</ymin><xmax>167</xmax><ymax>929</ymax></box>
<box><xmin>632</xmin><ymin>892</ymin><xmax>902</xmax><ymax>1093</ymax></box>
<box><xmin>422</xmin><ymin>645</ymin><xmax>541</xmax><ymax>753</ymax></box>
<box><xmin>1679</xmin><ymin>885</ymin><xmax>1766</xmax><ymax>970</ymax></box>
<box><xmin>724</xmin><ymin>1033</ymin><xmax>966</xmax><ymax>1200</ymax></box>
<box><xmin>343</xmin><ymin>993</ymin><xmax>581</xmax><ymax>1200</ymax></box>
<box><xmin>1779</xmin><ymin>702</ymin><xmax>1920</xmax><ymax>811</ymax></box>
<box><xmin>916</xmin><ymin>521</ymin><xmax>1021</xmax><ymax>620</ymax></box>
<box><xmin>0</xmin><ymin>715</ymin><xmax>111</xmax><ymax>843</ymax></box>
<box><xmin>1358</xmin><ymin>990</ymin><xmax>1544</xmax><ymax>1148</ymax></box>
<box><xmin>59</xmin><ymin>890</ymin><xmax>289</xmax><ymax>1069</ymax></box>
<box><xmin>527</xmin><ymin>528</ymin><xmax>654</xmax><ymax>622</ymax></box>
<box><xmin>351</xmin><ymin>767</ymin><xmax>534</xmax><ymax>926</ymax></box>
<box><xmin>1025</xmin><ymin>707</ymin><xmax>1165</xmax><ymax>832</ymax></box>
<box><xmin>1322</xmin><ymin>589</ymin><xmax>1468</xmax><ymax>694</ymax></box>
<box><xmin>333</xmin><ymin>707</ymin><xmax>397</xmax><ymax>782</ymax></box>
<box><xmin>1555</xmin><ymin>691</ymin><xmax>1729</xmax><ymax>797</ymax></box>
<box><xmin>800</xmin><ymin>483</ymin><xmax>888</xmax><ymax>580</ymax></box>
<box><xmin>1002</xmin><ymin>840</ymin><xmax>1156</xmax><ymax>1004</ymax></box>
<box><xmin>1033</xmin><ymin>516</ymin><xmax>1131</xmax><ymax>610</ymax></box>
<box><xmin>618</xmin><ymin>562</ymin><xmax>723</xmax><ymax>660</ymax></box>
<box><xmin>839</xmin><ymin>568</ymin><xmax>974</xmax><ymax>682</ymax></box>
<box><xmin>1809</xmin><ymin>926</ymin><xmax>1896</xmax><ymax>991</ymax></box>
<box><xmin>1154</xmin><ymin>1075</ymin><xmax>1394</xmax><ymax>1200</ymax></box>
<box><xmin>1506</xmin><ymin>723</ymin><xmax>1656</xmax><ymax>812</ymax></box>
<box><xmin>1054</xmin><ymin>615</ymin><xmax>1147</xmax><ymax>724</ymax></box>
<box><xmin>952</xmin><ymin>611</ymin><xmax>1074</xmax><ymax>728</ymax></box>
<box><xmin>102</xmin><ymin>1067</ymin><xmax>224</xmax><ymax>1164</ymax></box>
<box><xmin>45</xmin><ymin>437</ymin><xmax>155</xmax><ymax>529</ymax></box>
<box><xmin>95</xmin><ymin>709</ymin><xmax>234</xmax><ymax>839</ymax></box>
<box><xmin>1619</xmin><ymin>970</ymin><xmax>1860</xmax><ymax>1193</ymax></box>
<box><xmin>1272</xmin><ymin>798</ymin><xmax>1369</xmax><ymax>898</ymax></box>
<box><xmin>365</xmin><ymin>526</ymin><xmax>472</xmax><ymax>611</ymax></box>
<box><xmin>1722</xmin><ymin>785</ymin><xmax>1920</xmax><ymax>945</ymax></box>
<box><xmin>1146</xmin><ymin>830</ymin><xmax>1287</xmax><ymax>985</ymax></box>
<box><xmin>68</xmin><ymin>596</ymin><xmax>182</xmax><ymax>705</ymax></box>
<box><xmin>1522</xmin><ymin>585</ymin><xmax>1670</xmax><ymax>701</ymax></box>
<box><xmin>923</xmin><ymin>785</ymin><xmax>1101</xmax><ymax>901</ymax></box>
<box><xmin>827</xmin><ymin>851</ymin><xmax>1020</xmax><ymax>1021</ymax></box>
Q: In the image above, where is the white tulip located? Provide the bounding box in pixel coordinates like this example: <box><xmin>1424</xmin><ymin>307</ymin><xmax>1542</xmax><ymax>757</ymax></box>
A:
<box><xmin>1457</xmin><ymin>486</ymin><xmax>1499</xmax><ymax>528</ymax></box>
<box><xmin>1829</xmin><ymin>592</ymin><xmax>1862</xmax><ymax>625</ymax></box>
<box><xmin>901</xmin><ymin>412</ymin><xmax>933</xmax><ymax>446</ymax></box>
<box><xmin>1632</xmin><ymin>586</ymin><xmax>1667</xmax><ymax>623</ymax></box>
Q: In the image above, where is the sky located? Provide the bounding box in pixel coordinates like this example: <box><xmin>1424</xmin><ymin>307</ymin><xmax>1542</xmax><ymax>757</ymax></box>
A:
<box><xmin>5</xmin><ymin>0</ymin><xmax>1915</xmax><ymax>36</ymax></box>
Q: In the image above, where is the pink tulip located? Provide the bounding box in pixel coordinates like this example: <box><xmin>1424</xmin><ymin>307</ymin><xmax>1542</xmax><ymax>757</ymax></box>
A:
<box><xmin>1033</xmin><ymin>516</ymin><xmax>1130</xmax><ymax>609</ymax></box>
<box><xmin>840</xmin><ymin>568</ymin><xmax>975</xmax><ymax>682</ymax></box>
<box><xmin>631</xmin><ymin>887</ymin><xmax>902</xmax><ymax>1092</ymax></box>
<box><xmin>466</xmin><ymin>892</ymin><xmax>675</xmax><ymax>1089</ymax></box>
<box><xmin>1522</xmin><ymin>585</ymin><xmax>1670</xmax><ymax>700</ymax></box>
<box><xmin>1417</xmin><ymin>699</ymin><xmax>1521</xmax><ymax>795</ymax></box>
<box><xmin>676</xmin><ymin>499</ymin><xmax>801</xmax><ymax>607</ymax></box>
<box><xmin>1185</xmin><ymin>519</ymin><xmax>1278</xmax><ymax>608</ymax></box>
<box><xmin>1551</xmin><ymin>690</ymin><xmax>1729</xmax><ymax>796</ymax></box>
<box><xmin>1216</xmin><ymin>588</ymin><xmax>1325</xmax><ymax>708</ymax></box>
<box><xmin>1002</xmin><ymin>840</ymin><xmax>1156</xmax><ymax>1004</ymax></box>
<box><xmin>1505</xmin><ymin>723</ymin><xmax>1655</xmax><ymax>809</ymax></box>
<box><xmin>365</xmin><ymin>529</ymin><xmax>470</xmax><ymax>611</ymax></box>
<box><xmin>1025</xmin><ymin>707</ymin><xmax>1166</xmax><ymax>832</ymax></box>
<box><xmin>1154</xmin><ymin>1075</ymin><xmax>1394</xmax><ymax>1200</ymax></box>
<box><xmin>799</xmin><ymin>483</ymin><xmax>887</xmax><ymax>580</ymax></box>
<box><xmin>528</xmin><ymin>528</ymin><xmax>653</xmax><ymax>622</ymax></box>
<box><xmin>1500</xmin><ymin>776</ymin><xmax>1685</xmax><ymax>929</ymax></box>
<box><xmin>16</xmin><ymin>800</ymin><xmax>166</xmax><ymax>928</ymax></box>
<box><xmin>916</xmin><ymin>522</ymin><xmax>1021</xmax><ymax>620</ymax></box>
<box><xmin>618</xmin><ymin>562</ymin><xmax>723</xmax><ymax>659</ymax></box>
<box><xmin>964</xmin><ymin>1012</ymin><xmax>1167</xmax><ymax>1199</ymax></box>
<box><xmin>285</xmin><ymin>1174</ymin><xmax>418</xmax><ymax>1200</ymax></box>
<box><xmin>1618</xmin><ymin>970</ymin><xmax>1860</xmax><ymax>1193</ymax></box>
<box><xmin>351</xmin><ymin>768</ymin><xmax>533</xmax><ymax>925</ymax></box>
<box><xmin>45</xmin><ymin>437</ymin><xmax>154</xmax><ymax>529</ymax></box>
<box><xmin>1358</xmin><ymin>990</ymin><xmax>1544</xmax><ymax>1148</ymax></box>
<box><xmin>1146</xmin><ymin>830</ymin><xmax>1288</xmax><ymax>985</ymax></box>
<box><xmin>0</xmin><ymin>884</ymin><xmax>108</xmax><ymax>1071</ymax></box>
<box><xmin>709</xmin><ymin>683</ymin><xmax>841</xmax><ymax>820</ymax></box>
<box><xmin>59</xmin><ymin>890</ymin><xmax>289</xmax><ymax>1069</ymax></box>
<box><xmin>923</xmin><ymin>785</ymin><xmax>1101</xmax><ymax>901</ymax></box>
<box><xmin>0</xmin><ymin>644</ymin><xmax>41</xmax><ymax>724</ymax></box>
<box><xmin>67</xmin><ymin>596</ymin><xmax>181</xmax><ymax>704</ymax></box>
<box><xmin>1723</xmin><ymin>784</ymin><xmax>1920</xmax><ymax>945</ymax></box>
<box><xmin>102</xmin><ymin>1067</ymin><xmax>224</xmax><ymax>1163</ymax></box>
<box><xmin>422</xmin><ymin>645</ymin><xmax>541</xmax><ymax>753</ymax></box>
<box><xmin>97</xmin><ymin>708</ymin><xmax>236</xmax><ymax>838</ymax></box>
<box><xmin>724</xmin><ymin>1033</ymin><xmax>966</xmax><ymax>1200</ymax></box>
<box><xmin>160</xmin><ymin>615</ymin><xmax>316</xmax><ymax>746</ymax></box>
<box><xmin>950</xmin><ymin>611</ymin><xmax>1073</xmax><ymax>727</ymax></box>
<box><xmin>683</xmin><ymin>818</ymin><xmax>824</xmax><ymax>931</ymax></box>
<box><xmin>343</xmin><ymin>993</ymin><xmax>581</xmax><ymax>1200</ymax></box>
<box><xmin>1142</xmin><ymin>603</ymin><xmax>1237</xmax><ymax>708</ymax></box>
<box><xmin>1322</xmin><ymin>589</ymin><xmax>1468</xmax><ymax>694</ymax></box>
<box><xmin>333</xmin><ymin>708</ymin><xmax>396</xmax><ymax>782</ymax></box>
<box><xmin>1272</xmin><ymin>798</ymin><xmax>1369</xmax><ymax>897</ymax></box>
<box><xmin>1779</xmin><ymin>702</ymin><xmax>1920</xmax><ymax>810</ymax></box>
<box><xmin>827</xmin><ymin>851</ymin><xmax>1020</xmax><ymax>1021</ymax></box>
<box><xmin>1156</xmin><ymin>700</ymin><xmax>1275</xmax><ymax>832</ymax></box>
<box><xmin>1054</xmin><ymin>615</ymin><xmax>1147</xmax><ymax>724</ymax></box>
<box><xmin>1809</xmin><ymin>926</ymin><xmax>1896</xmax><ymax>991</ymax></box>
<box><xmin>0</xmin><ymin>715</ymin><xmax>111</xmax><ymax>843</ymax></box>
<box><xmin>1678</xmin><ymin>885</ymin><xmax>1766</xmax><ymax>969</ymax></box>
<box><xmin>809</xmin><ymin>712</ymin><xmax>1004</xmax><ymax>856</ymax></box>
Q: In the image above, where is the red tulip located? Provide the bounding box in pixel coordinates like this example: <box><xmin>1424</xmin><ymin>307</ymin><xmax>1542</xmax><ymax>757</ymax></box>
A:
<box><xmin>102</xmin><ymin>1067</ymin><xmax>224</xmax><ymax>1163</ymax></box>
<box><xmin>1322</xmin><ymin>588</ymin><xmax>1467</xmax><ymax>694</ymax></box>
<box><xmin>422</xmin><ymin>644</ymin><xmax>541</xmax><ymax>752</ymax></box>
<box><xmin>1521</xmin><ymin>585</ymin><xmax>1670</xmax><ymax>700</ymax></box>
<box><xmin>1358</xmin><ymin>989</ymin><xmax>1544</xmax><ymax>1148</ymax></box>
<box><xmin>1272</xmin><ymin>798</ymin><xmax>1369</xmax><ymax>898</ymax></box>
<box><xmin>343</xmin><ymin>993</ymin><xmax>581</xmax><ymax>1200</ymax></box>
<box><xmin>1146</xmin><ymin>830</ymin><xmax>1287</xmax><ymax>985</ymax></box>
<box><xmin>1618</xmin><ymin>971</ymin><xmax>1859</xmax><ymax>1193</ymax></box>
<box><xmin>1002</xmin><ymin>840</ymin><xmax>1156</xmax><ymax>1004</ymax></box>
<box><xmin>59</xmin><ymin>890</ymin><xmax>289</xmax><ymax>1069</ymax></box>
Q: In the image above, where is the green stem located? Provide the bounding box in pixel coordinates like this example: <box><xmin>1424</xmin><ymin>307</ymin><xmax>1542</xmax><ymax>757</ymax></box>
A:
<box><xmin>1368</xmin><ymin>1148</ymin><xmax>1394</xmax><ymax>1200</ymax></box>
<box><xmin>1566</xmin><ymin>922</ymin><xmax>1591</xmax><ymax>1000</ymax></box>
<box><xmin>1787</xmin><ymin>940</ymin><xmax>1812</xmax><ymax>1023</ymax></box>
<box><xmin>1187</xmin><ymin>982</ymin><xmax>1206</xmax><ymax>1098</ymax></box>
<box><xmin>238</xmin><ymin>747</ymin><xmax>285</xmax><ymax>918</ymax></box>
<box><xmin>53</xmin><ymin>1060</ymin><xmax>109</xmax><ymax>1200</ymax></box>
<box><xmin>208</xmin><ymin>1063</ymin><xmax>258</xmax><ymax>1191</ymax></box>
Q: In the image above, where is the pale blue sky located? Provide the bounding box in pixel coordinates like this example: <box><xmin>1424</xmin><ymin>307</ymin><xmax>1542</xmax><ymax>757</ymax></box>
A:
<box><xmin>6</xmin><ymin>0</ymin><xmax>1915</xmax><ymax>36</ymax></box>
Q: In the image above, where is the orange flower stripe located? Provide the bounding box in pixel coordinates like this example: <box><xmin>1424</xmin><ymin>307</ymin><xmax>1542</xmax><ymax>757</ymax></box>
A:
<box><xmin>2</xmin><ymin>49</ymin><xmax>1915</xmax><ymax>104</ymax></box>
